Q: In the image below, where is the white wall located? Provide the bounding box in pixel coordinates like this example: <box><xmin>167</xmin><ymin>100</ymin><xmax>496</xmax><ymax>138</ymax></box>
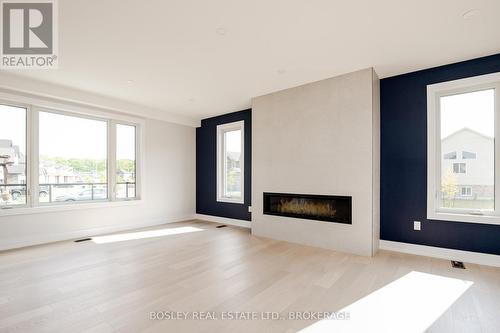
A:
<box><xmin>0</xmin><ymin>72</ymin><xmax>198</xmax><ymax>127</ymax></box>
<box><xmin>251</xmin><ymin>68</ymin><xmax>379</xmax><ymax>256</ymax></box>
<box><xmin>0</xmin><ymin>118</ymin><xmax>196</xmax><ymax>250</ymax></box>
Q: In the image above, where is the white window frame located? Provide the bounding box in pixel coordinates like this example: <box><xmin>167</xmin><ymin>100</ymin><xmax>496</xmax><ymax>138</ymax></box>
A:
<box><xmin>452</xmin><ymin>162</ymin><xmax>466</xmax><ymax>174</ymax></box>
<box><xmin>0</xmin><ymin>90</ymin><xmax>144</xmax><ymax>216</ymax></box>
<box><xmin>427</xmin><ymin>72</ymin><xmax>500</xmax><ymax>225</ymax></box>
<box><xmin>216</xmin><ymin>120</ymin><xmax>244</xmax><ymax>204</ymax></box>
<box><xmin>461</xmin><ymin>186</ymin><xmax>472</xmax><ymax>197</ymax></box>
<box><xmin>0</xmin><ymin>99</ymin><xmax>31</xmax><ymax>209</ymax></box>
<box><xmin>114</xmin><ymin>121</ymin><xmax>141</xmax><ymax>201</ymax></box>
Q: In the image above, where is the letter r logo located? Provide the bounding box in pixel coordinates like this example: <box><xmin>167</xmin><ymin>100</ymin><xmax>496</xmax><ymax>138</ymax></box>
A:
<box><xmin>2</xmin><ymin>2</ymin><xmax>53</xmax><ymax>54</ymax></box>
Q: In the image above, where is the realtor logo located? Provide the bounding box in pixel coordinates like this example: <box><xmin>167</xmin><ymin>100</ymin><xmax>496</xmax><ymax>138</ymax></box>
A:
<box><xmin>1</xmin><ymin>0</ymin><xmax>58</xmax><ymax>68</ymax></box>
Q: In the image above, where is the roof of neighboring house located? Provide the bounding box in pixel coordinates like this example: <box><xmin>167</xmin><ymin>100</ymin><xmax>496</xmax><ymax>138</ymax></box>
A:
<box><xmin>442</xmin><ymin>127</ymin><xmax>493</xmax><ymax>142</ymax></box>
<box><xmin>0</xmin><ymin>140</ymin><xmax>13</xmax><ymax>147</ymax></box>
<box><xmin>0</xmin><ymin>141</ymin><xmax>20</xmax><ymax>155</ymax></box>
<box><xmin>0</xmin><ymin>140</ymin><xmax>25</xmax><ymax>174</ymax></box>
<box><xmin>6</xmin><ymin>164</ymin><xmax>24</xmax><ymax>174</ymax></box>
<box><xmin>39</xmin><ymin>161</ymin><xmax>78</xmax><ymax>177</ymax></box>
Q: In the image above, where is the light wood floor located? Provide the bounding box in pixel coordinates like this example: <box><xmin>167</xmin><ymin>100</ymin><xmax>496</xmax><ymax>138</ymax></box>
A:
<box><xmin>1</xmin><ymin>220</ymin><xmax>499</xmax><ymax>333</ymax></box>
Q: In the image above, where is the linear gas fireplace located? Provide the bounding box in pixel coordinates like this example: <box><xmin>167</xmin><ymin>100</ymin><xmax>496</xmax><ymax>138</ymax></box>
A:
<box><xmin>263</xmin><ymin>192</ymin><xmax>352</xmax><ymax>224</ymax></box>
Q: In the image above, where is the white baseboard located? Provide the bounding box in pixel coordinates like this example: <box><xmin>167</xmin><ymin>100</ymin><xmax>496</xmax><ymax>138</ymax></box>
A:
<box><xmin>380</xmin><ymin>240</ymin><xmax>500</xmax><ymax>268</ymax></box>
<box><xmin>0</xmin><ymin>215</ymin><xmax>193</xmax><ymax>251</ymax></box>
<box><xmin>194</xmin><ymin>214</ymin><xmax>251</xmax><ymax>229</ymax></box>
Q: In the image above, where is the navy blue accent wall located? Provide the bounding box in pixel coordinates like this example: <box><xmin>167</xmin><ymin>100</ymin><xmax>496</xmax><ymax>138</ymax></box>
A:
<box><xmin>381</xmin><ymin>53</ymin><xmax>500</xmax><ymax>255</ymax></box>
<box><xmin>196</xmin><ymin>109</ymin><xmax>251</xmax><ymax>220</ymax></box>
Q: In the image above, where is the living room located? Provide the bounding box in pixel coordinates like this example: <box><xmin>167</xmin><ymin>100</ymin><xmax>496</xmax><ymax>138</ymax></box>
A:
<box><xmin>1</xmin><ymin>1</ymin><xmax>499</xmax><ymax>332</ymax></box>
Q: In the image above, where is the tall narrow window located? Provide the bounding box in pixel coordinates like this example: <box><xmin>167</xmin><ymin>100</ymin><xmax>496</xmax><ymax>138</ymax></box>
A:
<box><xmin>116</xmin><ymin>124</ymin><xmax>136</xmax><ymax>199</ymax></box>
<box><xmin>0</xmin><ymin>104</ymin><xmax>27</xmax><ymax>206</ymax></box>
<box><xmin>217</xmin><ymin>121</ymin><xmax>244</xmax><ymax>203</ymax></box>
<box><xmin>428</xmin><ymin>74</ymin><xmax>500</xmax><ymax>224</ymax></box>
<box><xmin>440</xmin><ymin>90</ymin><xmax>493</xmax><ymax>210</ymax></box>
<box><xmin>39</xmin><ymin>111</ymin><xmax>108</xmax><ymax>203</ymax></box>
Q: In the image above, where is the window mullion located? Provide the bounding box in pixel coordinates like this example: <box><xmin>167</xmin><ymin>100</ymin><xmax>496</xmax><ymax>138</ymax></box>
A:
<box><xmin>223</xmin><ymin>131</ymin><xmax>227</xmax><ymax>198</ymax></box>
<box><xmin>135</xmin><ymin>124</ymin><xmax>141</xmax><ymax>200</ymax></box>
<box><xmin>108</xmin><ymin>120</ymin><xmax>117</xmax><ymax>201</ymax></box>
<box><xmin>240</xmin><ymin>124</ymin><xmax>245</xmax><ymax>203</ymax></box>
<box><xmin>30</xmin><ymin>107</ymin><xmax>39</xmax><ymax>207</ymax></box>
<box><xmin>435</xmin><ymin>93</ymin><xmax>442</xmax><ymax>212</ymax></box>
<box><xmin>495</xmin><ymin>84</ymin><xmax>500</xmax><ymax>216</ymax></box>
<box><xmin>216</xmin><ymin>126</ymin><xmax>222</xmax><ymax>201</ymax></box>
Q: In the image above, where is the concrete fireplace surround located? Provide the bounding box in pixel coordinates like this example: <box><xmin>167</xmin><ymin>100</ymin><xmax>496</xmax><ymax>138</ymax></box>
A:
<box><xmin>251</xmin><ymin>68</ymin><xmax>380</xmax><ymax>256</ymax></box>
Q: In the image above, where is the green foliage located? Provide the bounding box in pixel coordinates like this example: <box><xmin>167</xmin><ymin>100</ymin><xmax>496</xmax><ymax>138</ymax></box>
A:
<box><xmin>116</xmin><ymin>159</ymin><xmax>135</xmax><ymax>182</ymax></box>
<box><xmin>441</xmin><ymin>168</ymin><xmax>458</xmax><ymax>207</ymax></box>
<box><xmin>117</xmin><ymin>159</ymin><xmax>135</xmax><ymax>172</ymax></box>
<box><xmin>40</xmin><ymin>156</ymin><xmax>135</xmax><ymax>183</ymax></box>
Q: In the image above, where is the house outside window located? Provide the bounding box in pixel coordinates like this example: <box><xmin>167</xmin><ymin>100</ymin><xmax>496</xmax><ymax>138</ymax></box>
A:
<box><xmin>427</xmin><ymin>72</ymin><xmax>500</xmax><ymax>225</ymax></box>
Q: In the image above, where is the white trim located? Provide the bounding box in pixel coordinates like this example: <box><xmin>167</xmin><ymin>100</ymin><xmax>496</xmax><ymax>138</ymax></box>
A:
<box><xmin>0</xmin><ymin>215</ymin><xmax>193</xmax><ymax>251</ymax></box>
<box><xmin>380</xmin><ymin>240</ymin><xmax>500</xmax><ymax>268</ymax></box>
<box><xmin>216</xmin><ymin>120</ymin><xmax>245</xmax><ymax>204</ymax></box>
<box><xmin>0</xmin><ymin>199</ymin><xmax>142</xmax><ymax>217</ymax></box>
<box><xmin>426</xmin><ymin>211</ymin><xmax>500</xmax><ymax>225</ymax></box>
<box><xmin>427</xmin><ymin>71</ymin><xmax>500</xmax><ymax>225</ymax></box>
<box><xmin>194</xmin><ymin>213</ymin><xmax>251</xmax><ymax>229</ymax></box>
<box><xmin>30</xmin><ymin>106</ymin><xmax>39</xmax><ymax>206</ymax></box>
<box><xmin>109</xmin><ymin>120</ymin><xmax>117</xmax><ymax>201</ymax></box>
<box><xmin>112</xmin><ymin>121</ymin><xmax>142</xmax><ymax>201</ymax></box>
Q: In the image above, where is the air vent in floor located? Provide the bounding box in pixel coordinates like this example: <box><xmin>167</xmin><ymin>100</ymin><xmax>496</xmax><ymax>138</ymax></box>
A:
<box><xmin>74</xmin><ymin>238</ymin><xmax>92</xmax><ymax>243</ymax></box>
<box><xmin>451</xmin><ymin>261</ymin><xmax>465</xmax><ymax>269</ymax></box>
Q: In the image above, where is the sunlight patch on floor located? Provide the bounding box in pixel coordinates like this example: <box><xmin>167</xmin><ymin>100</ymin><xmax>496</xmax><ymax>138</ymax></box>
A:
<box><xmin>91</xmin><ymin>226</ymin><xmax>204</xmax><ymax>244</ymax></box>
<box><xmin>300</xmin><ymin>271</ymin><xmax>473</xmax><ymax>333</ymax></box>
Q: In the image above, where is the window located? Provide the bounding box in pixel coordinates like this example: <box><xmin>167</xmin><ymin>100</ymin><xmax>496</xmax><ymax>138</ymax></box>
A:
<box><xmin>452</xmin><ymin>163</ymin><xmax>466</xmax><ymax>174</ymax></box>
<box><xmin>0</xmin><ymin>96</ymin><xmax>142</xmax><ymax>213</ymax></box>
<box><xmin>217</xmin><ymin>120</ymin><xmax>244</xmax><ymax>203</ymax></box>
<box><xmin>461</xmin><ymin>187</ymin><xmax>472</xmax><ymax>197</ymax></box>
<box><xmin>39</xmin><ymin>111</ymin><xmax>108</xmax><ymax>203</ymax></box>
<box><xmin>427</xmin><ymin>72</ymin><xmax>500</xmax><ymax>224</ymax></box>
<box><xmin>443</xmin><ymin>151</ymin><xmax>456</xmax><ymax>159</ymax></box>
<box><xmin>0</xmin><ymin>104</ymin><xmax>27</xmax><ymax>207</ymax></box>
<box><xmin>116</xmin><ymin>124</ymin><xmax>136</xmax><ymax>199</ymax></box>
<box><xmin>462</xmin><ymin>151</ymin><xmax>476</xmax><ymax>159</ymax></box>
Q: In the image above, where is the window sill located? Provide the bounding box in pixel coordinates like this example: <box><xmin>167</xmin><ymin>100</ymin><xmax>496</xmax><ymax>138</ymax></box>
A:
<box><xmin>428</xmin><ymin>210</ymin><xmax>500</xmax><ymax>225</ymax></box>
<box><xmin>216</xmin><ymin>197</ymin><xmax>244</xmax><ymax>204</ymax></box>
<box><xmin>0</xmin><ymin>199</ymin><xmax>142</xmax><ymax>217</ymax></box>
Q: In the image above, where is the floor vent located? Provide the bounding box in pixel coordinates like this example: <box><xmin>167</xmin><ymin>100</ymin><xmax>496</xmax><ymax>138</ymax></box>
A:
<box><xmin>74</xmin><ymin>238</ymin><xmax>92</xmax><ymax>243</ymax></box>
<box><xmin>451</xmin><ymin>261</ymin><xmax>466</xmax><ymax>269</ymax></box>
<box><xmin>216</xmin><ymin>225</ymin><xmax>227</xmax><ymax>229</ymax></box>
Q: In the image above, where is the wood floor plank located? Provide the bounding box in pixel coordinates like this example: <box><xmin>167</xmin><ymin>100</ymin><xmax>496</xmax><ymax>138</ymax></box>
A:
<box><xmin>1</xmin><ymin>220</ymin><xmax>499</xmax><ymax>332</ymax></box>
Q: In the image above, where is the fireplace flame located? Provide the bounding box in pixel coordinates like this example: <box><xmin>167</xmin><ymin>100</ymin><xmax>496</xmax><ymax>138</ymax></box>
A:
<box><xmin>278</xmin><ymin>198</ymin><xmax>336</xmax><ymax>218</ymax></box>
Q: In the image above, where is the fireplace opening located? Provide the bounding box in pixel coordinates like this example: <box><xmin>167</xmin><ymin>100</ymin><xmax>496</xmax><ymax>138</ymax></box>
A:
<box><xmin>263</xmin><ymin>192</ymin><xmax>352</xmax><ymax>224</ymax></box>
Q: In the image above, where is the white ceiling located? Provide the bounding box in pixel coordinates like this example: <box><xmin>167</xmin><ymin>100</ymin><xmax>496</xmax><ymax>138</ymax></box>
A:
<box><xmin>3</xmin><ymin>0</ymin><xmax>500</xmax><ymax>124</ymax></box>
